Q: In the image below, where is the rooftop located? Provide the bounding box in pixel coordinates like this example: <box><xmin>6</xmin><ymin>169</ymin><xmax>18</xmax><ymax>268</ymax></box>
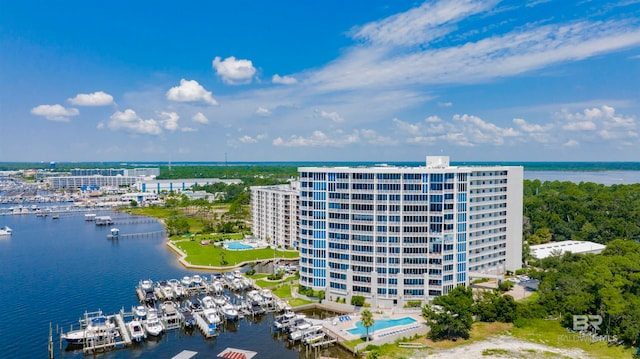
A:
<box><xmin>530</xmin><ymin>240</ymin><xmax>606</xmax><ymax>259</ymax></box>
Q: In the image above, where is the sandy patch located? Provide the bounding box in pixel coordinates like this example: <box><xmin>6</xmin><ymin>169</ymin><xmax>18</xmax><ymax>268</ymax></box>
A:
<box><xmin>419</xmin><ymin>335</ymin><xmax>592</xmax><ymax>359</ymax></box>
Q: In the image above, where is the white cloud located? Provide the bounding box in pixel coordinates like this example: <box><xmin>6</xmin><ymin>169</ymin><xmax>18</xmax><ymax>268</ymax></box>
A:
<box><xmin>563</xmin><ymin>139</ymin><xmax>579</xmax><ymax>147</ymax></box>
<box><xmin>68</xmin><ymin>91</ymin><xmax>114</xmax><ymax>106</ymax></box>
<box><xmin>272</xmin><ymin>74</ymin><xmax>298</xmax><ymax>85</ymax></box>
<box><xmin>212</xmin><ymin>56</ymin><xmax>256</xmax><ymax>85</ymax></box>
<box><xmin>308</xmin><ymin>3</ymin><xmax>640</xmax><ymax>93</ymax></box>
<box><xmin>437</xmin><ymin>102</ymin><xmax>453</xmax><ymax>107</ymax></box>
<box><xmin>181</xmin><ymin>127</ymin><xmax>197</xmax><ymax>132</ymax></box>
<box><xmin>31</xmin><ymin>104</ymin><xmax>79</xmax><ymax>122</ymax></box>
<box><xmin>159</xmin><ymin>111</ymin><xmax>179</xmax><ymax>131</ymax></box>
<box><xmin>239</xmin><ymin>133</ymin><xmax>267</xmax><ymax>144</ymax></box>
<box><xmin>192</xmin><ymin>112</ymin><xmax>209</xmax><ymax>124</ymax></box>
<box><xmin>103</xmin><ymin>109</ymin><xmax>162</xmax><ymax>135</ymax></box>
<box><xmin>166</xmin><ymin>79</ymin><xmax>217</xmax><ymax>105</ymax></box>
<box><xmin>351</xmin><ymin>0</ymin><xmax>496</xmax><ymax>48</ymax></box>
<box><xmin>256</xmin><ymin>107</ymin><xmax>271</xmax><ymax>116</ymax></box>
<box><xmin>556</xmin><ymin>105</ymin><xmax>637</xmax><ymax>139</ymax></box>
<box><xmin>392</xmin><ymin>113</ymin><xmax>520</xmax><ymax>147</ymax></box>
<box><xmin>318</xmin><ymin>110</ymin><xmax>344</xmax><ymax>123</ymax></box>
<box><xmin>273</xmin><ymin>130</ymin><xmax>360</xmax><ymax>147</ymax></box>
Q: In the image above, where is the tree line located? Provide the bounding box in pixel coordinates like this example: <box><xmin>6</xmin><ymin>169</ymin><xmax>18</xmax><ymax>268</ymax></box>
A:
<box><xmin>524</xmin><ymin>180</ymin><xmax>640</xmax><ymax>247</ymax></box>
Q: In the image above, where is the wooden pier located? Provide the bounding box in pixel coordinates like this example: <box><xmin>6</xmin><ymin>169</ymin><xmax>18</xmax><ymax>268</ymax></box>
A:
<box><xmin>114</xmin><ymin>313</ymin><xmax>132</xmax><ymax>346</ymax></box>
<box><xmin>107</xmin><ymin>230</ymin><xmax>166</xmax><ymax>240</ymax></box>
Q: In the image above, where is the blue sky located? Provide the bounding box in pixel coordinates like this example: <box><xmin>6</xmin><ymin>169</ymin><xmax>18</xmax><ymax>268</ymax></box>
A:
<box><xmin>1</xmin><ymin>0</ymin><xmax>640</xmax><ymax>163</ymax></box>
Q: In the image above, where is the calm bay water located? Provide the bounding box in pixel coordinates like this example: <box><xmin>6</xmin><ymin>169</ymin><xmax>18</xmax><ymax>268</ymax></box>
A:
<box><xmin>0</xmin><ymin>210</ymin><xmax>346</xmax><ymax>359</ymax></box>
<box><xmin>525</xmin><ymin>170</ymin><xmax>640</xmax><ymax>185</ymax></box>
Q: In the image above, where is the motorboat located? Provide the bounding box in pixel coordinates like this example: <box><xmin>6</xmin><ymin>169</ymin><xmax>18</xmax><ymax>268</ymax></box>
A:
<box><xmin>191</xmin><ymin>274</ymin><xmax>204</xmax><ymax>287</ymax></box>
<box><xmin>250</xmin><ymin>301</ymin><xmax>265</xmax><ymax>316</ymax></box>
<box><xmin>273</xmin><ymin>312</ymin><xmax>304</xmax><ymax>330</ymax></box>
<box><xmin>168</xmin><ymin>279</ymin><xmax>186</xmax><ymax>298</ymax></box>
<box><xmin>220</xmin><ymin>303</ymin><xmax>239</xmax><ymax>321</ymax></box>
<box><xmin>199</xmin><ymin>296</ymin><xmax>216</xmax><ymax>309</ymax></box>
<box><xmin>203</xmin><ymin>308</ymin><xmax>221</xmax><ymax>325</ymax></box>
<box><xmin>303</xmin><ymin>329</ymin><xmax>325</xmax><ymax>345</ymax></box>
<box><xmin>140</xmin><ymin>279</ymin><xmax>153</xmax><ymax>293</ymax></box>
<box><xmin>134</xmin><ymin>305</ymin><xmax>147</xmax><ymax>320</ymax></box>
<box><xmin>158</xmin><ymin>281</ymin><xmax>174</xmax><ymax>300</ymax></box>
<box><xmin>181</xmin><ymin>308</ymin><xmax>196</xmax><ymax>328</ymax></box>
<box><xmin>211</xmin><ymin>280</ymin><xmax>224</xmax><ymax>294</ymax></box>
<box><xmin>213</xmin><ymin>295</ymin><xmax>228</xmax><ymax>307</ymax></box>
<box><xmin>143</xmin><ymin>317</ymin><xmax>164</xmax><ymax>337</ymax></box>
<box><xmin>61</xmin><ymin>314</ymin><xmax>118</xmax><ymax>346</ymax></box>
<box><xmin>161</xmin><ymin>301</ymin><xmax>182</xmax><ymax>330</ymax></box>
<box><xmin>260</xmin><ymin>289</ymin><xmax>274</xmax><ymax>302</ymax></box>
<box><xmin>289</xmin><ymin>324</ymin><xmax>320</xmax><ymax>342</ymax></box>
<box><xmin>186</xmin><ymin>295</ymin><xmax>203</xmax><ymax>312</ymax></box>
<box><xmin>181</xmin><ymin>276</ymin><xmax>192</xmax><ymax>287</ymax></box>
<box><xmin>246</xmin><ymin>290</ymin><xmax>263</xmax><ymax>305</ymax></box>
<box><xmin>127</xmin><ymin>320</ymin><xmax>146</xmax><ymax>342</ymax></box>
<box><xmin>0</xmin><ymin>226</ymin><xmax>12</xmax><ymax>236</ymax></box>
<box><xmin>286</xmin><ymin>318</ymin><xmax>311</xmax><ymax>333</ymax></box>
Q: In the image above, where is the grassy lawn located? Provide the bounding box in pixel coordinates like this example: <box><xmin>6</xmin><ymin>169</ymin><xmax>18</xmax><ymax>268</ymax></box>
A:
<box><xmin>123</xmin><ymin>206</ymin><xmax>178</xmax><ymax>218</ymax></box>
<box><xmin>507</xmin><ymin>319</ymin><xmax>634</xmax><ymax>359</ymax></box>
<box><xmin>288</xmin><ymin>298</ymin><xmax>313</xmax><ymax>307</ymax></box>
<box><xmin>273</xmin><ymin>284</ymin><xmax>292</xmax><ymax>299</ymax></box>
<box><xmin>173</xmin><ymin>240</ymin><xmax>299</xmax><ymax>266</ymax></box>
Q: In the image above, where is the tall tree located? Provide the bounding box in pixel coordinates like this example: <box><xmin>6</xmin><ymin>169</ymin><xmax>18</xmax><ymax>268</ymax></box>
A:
<box><xmin>361</xmin><ymin>309</ymin><xmax>374</xmax><ymax>341</ymax></box>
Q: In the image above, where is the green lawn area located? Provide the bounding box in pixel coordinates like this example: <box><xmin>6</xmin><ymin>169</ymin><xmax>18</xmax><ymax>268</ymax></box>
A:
<box><xmin>173</xmin><ymin>239</ymin><xmax>299</xmax><ymax>266</ymax></box>
<box><xmin>508</xmin><ymin>319</ymin><xmax>634</xmax><ymax>359</ymax></box>
<box><xmin>273</xmin><ymin>284</ymin><xmax>292</xmax><ymax>299</ymax></box>
<box><xmin>288</xmin><ymin>298</ymin><xmax>313</xmax><ymax>307</ymax></box>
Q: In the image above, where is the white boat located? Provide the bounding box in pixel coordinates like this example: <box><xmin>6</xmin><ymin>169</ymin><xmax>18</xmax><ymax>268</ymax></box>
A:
<box><xmin>134</xmin><ymin>305</ymin><xmax>147</xmax><ymax>320</ymax></box>
<box><xmin>191</xmin><ymin>274</ymin><xmax>204</xmax><ymax>287</ymax></box>
<box><xmin>220</xmin><ymin>303</ymin><xmax>239</xmax><ymax>321</ymax></box>
<box><xmin>143</xmin><ymin>317</ymin><xmax>164</xmax><ymax>337</ymax></box>
<box><xmin>234</xmin><ymin>270</ymin><xmax>243</xmax><ymax>278</ymax></box>
<box><xmin>181</xmin><ymin>276</ymin><xmax>192</xmax><ymax>287</ymax></box>
<box><xmin>260</xmin><ymin>289</ymin><xmax>274</xmax><ymax>302</ymax></box>
<box><xmin>168</xmin><ymin>279</ymin><xmax>186</xmax><ymax>298</ymax></box>
<box><xmin>203</xmin><ymin>308</ymin><xmax>221</xmax><ymax>325</ymax></box>
<box><xmin>213</xmin><ymin>295</ymin><xmax>228</xmax><ymax>307</ymax></box>
<box><xmin>127</xmin><ymin>320</ymin><xmax>146</xmax><ymax>342</ymax></box>
<box><xmin>200</xmin><ymin>296</ymin><xmax>216</xmax><ymax>309</ymax></box>
<box><xmin>303</xmin><ymin>330</ymin><xmax>325</xmax><ymax>345</ymax></box>
<box><xmin>158</xmin><ymin>281</ymin><xmax>174</xmax><ymax>300</ymax></box>
<box><xmin>161</xmin><ymin>301</ymin><xmax>182</xmax><ymax>330</ymax></box>
<box><xmin>0</xmin><ymin>226</ymin><xmax>12</xmax><ymax>236</ymax></box>
<box><xmin>61</xmin><ymin>314</ymin><xmax>118</xmax><ymax>345</ymax></box>
<box><xmin>232</xmin><ymin>278</ymin><xmax>244</xmax><ymax>291</ymax></box>
<box><xmin>211</xmin><ymin>280</ymin><xmax>224</xmax><ymax>294</ymax></box>
<box><xmin>140</xmin><ymin>279</ymin><xmax>153</xmax><ymax>293</ymax></box>
<box><xmin>289</xmin><ymin>324</ymin><xmax>320</xmax><ymax>341</ymax></box>
<box><xmin>246</xmin><ymin>290</ymin><xmax>263</xmax><ymax>305</ymax></box>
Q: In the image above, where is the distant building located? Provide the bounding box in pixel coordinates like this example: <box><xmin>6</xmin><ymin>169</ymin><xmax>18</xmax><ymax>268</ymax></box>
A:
<box><xmin>47</xmin><ymin>175</ymin><xmax>139</xmax><ymax>190</ymax></box>
<box><xmin>251</xmin><ymin>182</ymin><xmax>299</xmax><ymax>249</ymax></box>
<box><xmin>136</xmin><ymin>178</ymin><xmax>242</xmax><ymax>193</ymax></box>
<box><xmin>297</xmin><ymin>155</ymin><xmax>523</xmax><ymax>308</ymax></box>
<box><xmin>530</xmin><ymin>240</ymin><xmax>606</xmax><ymax>259</ymax></box>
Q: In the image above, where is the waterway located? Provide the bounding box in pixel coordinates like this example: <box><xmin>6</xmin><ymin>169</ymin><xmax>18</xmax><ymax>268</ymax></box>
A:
<box><xmin>0</xmin><ymin>210</ymin><xmax>349</xmax><ymax>359</ymax></box>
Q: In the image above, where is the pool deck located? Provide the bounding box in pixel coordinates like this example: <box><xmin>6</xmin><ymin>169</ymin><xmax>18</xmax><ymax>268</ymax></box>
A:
<box><xmin>322</xmin><ymin>311</ymin><xmax>426</xmax><ymax>342</ymax></box>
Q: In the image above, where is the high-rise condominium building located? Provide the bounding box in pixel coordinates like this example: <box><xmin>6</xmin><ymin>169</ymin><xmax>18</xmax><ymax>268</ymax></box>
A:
<box><xmin>297</xmin><ymin>156</ymin><xmax>523</xmax><ymax>308</ymax></box>
<box><xmin>250</xmin><ymin>182</ymin><xmax>299</xmax><ymax>249</ymax></box>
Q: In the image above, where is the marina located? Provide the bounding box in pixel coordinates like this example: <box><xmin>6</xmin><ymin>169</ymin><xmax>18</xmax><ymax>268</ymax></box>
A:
<box><xmin>0</xmin><ymin>207</ymin><xmax>354</xmax><ymax>359</ymax></box>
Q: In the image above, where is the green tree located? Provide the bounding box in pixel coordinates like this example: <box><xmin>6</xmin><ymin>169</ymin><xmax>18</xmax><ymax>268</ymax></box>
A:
<box><xmin>361</xmin><ymin>309</ymin><xmax>374</xmax><ymax>341</ymax></box>
<box><xmin>422</xmin><ymin>286</ymin><xmax>474</xmax><ymax>341</ymax></box>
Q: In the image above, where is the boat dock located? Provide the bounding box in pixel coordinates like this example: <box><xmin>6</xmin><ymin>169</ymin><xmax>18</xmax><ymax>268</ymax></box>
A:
<box><xmin>193</xmin><ymin>311</ymin><xmax>218</xmax><ymax>338</ymax></box>
<box><xmin>114</xmin><ymin>313</ymin><xmax>132</xmax><ymax>346</ymax></box>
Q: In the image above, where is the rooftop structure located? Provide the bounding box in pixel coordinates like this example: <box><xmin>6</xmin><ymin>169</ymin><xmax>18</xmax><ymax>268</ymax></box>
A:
<box><xmin>530</xmin><ymin>240</ymin><xmax>606</xmax><ymax>259</ymax></box>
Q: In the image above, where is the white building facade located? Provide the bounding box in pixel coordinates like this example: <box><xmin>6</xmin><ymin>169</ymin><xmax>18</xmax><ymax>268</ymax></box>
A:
<box><xmin>251</xmin><ymin>182</ymin><xmax>299</xmax><ymax>249</ymax></box>
<box><xmin>297</xmin><ymin>156</ymin><xmax>523</xmax><ymax>308</ymax></box>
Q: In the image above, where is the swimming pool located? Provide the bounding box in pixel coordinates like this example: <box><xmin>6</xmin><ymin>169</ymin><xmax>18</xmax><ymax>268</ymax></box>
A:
<box><xmin>347</xmin><ymin>317</ymin><xmax>417</xmax><ymax>336</ymax></box>
<box><xmin>226</xmin><ymin>241</ymin><xmax>254</xmax><ymax>250</ymax></box>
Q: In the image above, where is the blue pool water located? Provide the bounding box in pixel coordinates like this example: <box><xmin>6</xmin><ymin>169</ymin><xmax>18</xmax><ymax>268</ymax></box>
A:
<box><xmin>226</xmin><ymin>241</ymin><xmax>254</xmax><ymax>250</ymax></box>
<box><xmin>347</xmin><ymin>317</ymin><xmax>417</xmax><ymax>336</ymax></box>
